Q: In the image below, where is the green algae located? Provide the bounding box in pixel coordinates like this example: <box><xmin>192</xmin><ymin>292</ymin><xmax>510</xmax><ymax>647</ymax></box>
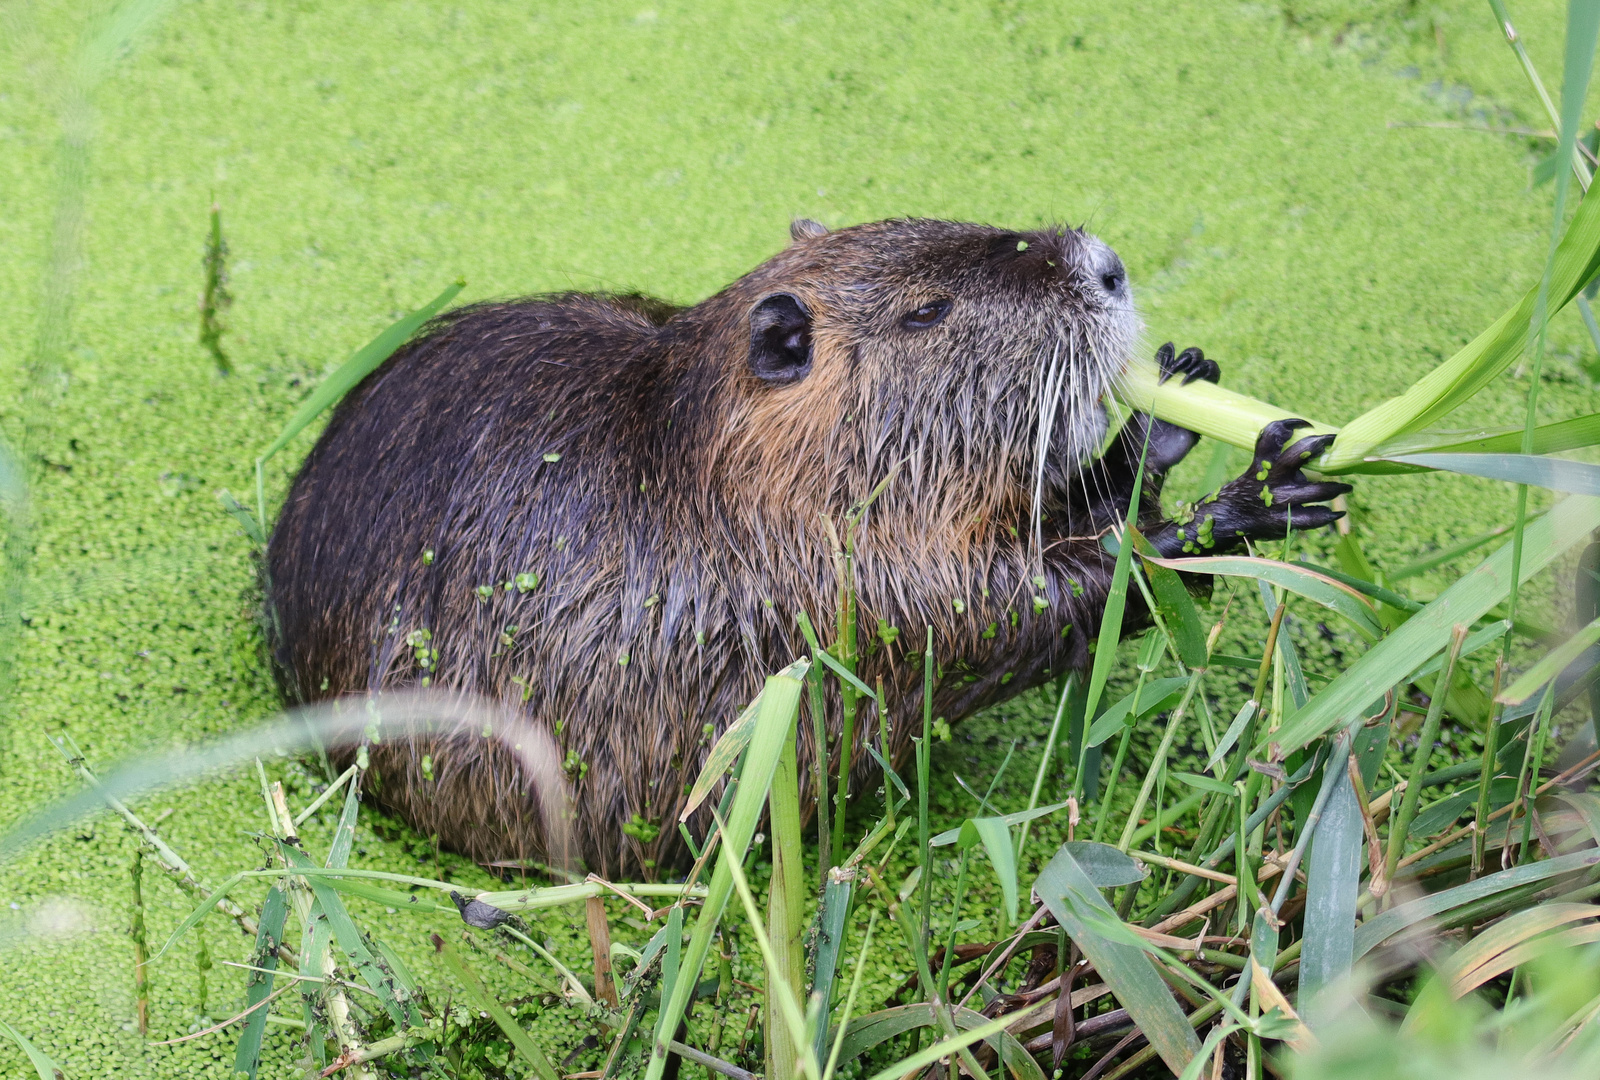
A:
<box><xmin>3</xmin><ymin>0</ymin><xmax>1600</xmax><ymax>1075</ymax></box>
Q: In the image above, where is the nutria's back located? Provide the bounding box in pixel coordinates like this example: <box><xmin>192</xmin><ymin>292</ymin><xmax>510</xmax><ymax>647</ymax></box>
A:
<box><xmin>268</xmin><ymin>217</ymin><xmax>1346</xmax><ymax>876</ymax></box>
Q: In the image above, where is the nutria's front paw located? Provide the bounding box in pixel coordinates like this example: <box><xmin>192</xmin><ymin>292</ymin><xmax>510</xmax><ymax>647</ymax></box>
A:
<box><xmin>1156</xmin><ymin>342</ymin><xmax>1221</xmax><ymax>386</ymax></box>
<box><xmin>1151</xmin><ymin>419</ymin><xmax>1351</xmax><ymax>557</ymax></box>
<box><xmin>1134</xmin><ymin>343</ymin><xmax>1222</xmax><ymax>475</ymax></box>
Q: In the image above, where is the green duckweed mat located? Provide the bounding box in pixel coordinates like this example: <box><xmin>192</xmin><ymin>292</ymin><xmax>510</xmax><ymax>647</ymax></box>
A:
<box><xmin>4</xmin><ymin>0</ymin><xmax>1600</xmax><ymax>1075</ymax></box>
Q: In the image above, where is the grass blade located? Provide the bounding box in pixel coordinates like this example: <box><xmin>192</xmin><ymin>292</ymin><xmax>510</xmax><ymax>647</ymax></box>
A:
<box><xmin>1131</xmin><ymin>532</ymin><xmax>1209</xmax><ymax>669</ymax></box>
<box><xmin>0</xmin><ymin>1016</ymin><xmax>67</xmax><ymax>1080</ymax></box>
<box><xmin>962</xmin><ymin>816</ymin><xmax>1021</xmax><ymax>924</ymax></box>
<box><xmin>766</xmin><ymin>712</ymin><xmax>807</xmax><ymax>1080</ymax></box>
<box><xmin>1145</xmin><ymin>555</ymin><xmax>1383</xmax><ymax>640</ymax></box>
<box><xmin>1298</xmin><ymin>739</ymin><xmax>1364</xmax><ymax>1029</ymax></box>
<box><xmin>257</xmin><ymin>280</ymin><xmax>464</xmax><ymax>467</ymax></box>
<box><xmin>645</xmin><ymin>660</ymin><xmax>809</xmax><ymax>1080</ymax></box>
<box><xmin>255</xmin><ymin>279</ymin><xmax>464</xmax><ymax>519</ymax></box>
<box><xmin>1075</xmin><ymin>442</ymin><xmax>1152</xmax><ymax>797</ymax></box>
<box><xmin>810</xmin><ymin>867</ymin><xmax>856</xmax><ymax>1071</ymax></box>
<box><xmin>1035</xmin><ymin>845</ymin><xmax>1202</xmax><ymax>1074</ymax></box>
<box><xmin>232</xmin><ymin>884</ymin><xmax>289</xmax><ymax>1079</ymax></box>
<box><xmin>930</xmin><ymin>800</ymin><xmax>1073</xmax><ymax>846</ymax></box>
<box><xmin>1085</xmin><ymin>677</ymin><xmax>1189</xmax><ymax>749</ymax></box>
<box><xmin>1386</xmin><ymin>452</ymin><xmax>1600</xmax><ymax>495</ymax></box>
<box><xmin>1436</xmin><ymin>903</ymin><xmax>1600</xmax><ymax>997</ymax></box>
<box><xmin>858</xmin><ymin>1012</ymin><xmax>1017</xmax><ymax>1080</ymax></box>
<box><xmin>1373</xmin><ymin>411</ymin><xmax>1600</xmax><ymax>458</ymax></box>
<box><xmin>1322</xmin><ymin>196</ymin><xmax>1600</xmax><ymax>469</ymax></box>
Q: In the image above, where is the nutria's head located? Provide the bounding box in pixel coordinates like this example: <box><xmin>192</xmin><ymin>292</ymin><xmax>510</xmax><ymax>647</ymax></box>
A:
<box><xmin>677</xmin><ymin>218</ymin><xmax>1141</xmax><ymax>554</ymax></box>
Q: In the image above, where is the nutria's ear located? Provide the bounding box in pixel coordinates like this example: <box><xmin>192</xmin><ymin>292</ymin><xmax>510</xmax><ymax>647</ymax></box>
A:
<box><xmin>748</xmin><ymin>293</ymin><xmax>813</xmax><ymax>384</ymax></box>
<box><xmin>790</xmin><ymin>218</ymin><xmax>828</xmax><ymax>242</ymax></box>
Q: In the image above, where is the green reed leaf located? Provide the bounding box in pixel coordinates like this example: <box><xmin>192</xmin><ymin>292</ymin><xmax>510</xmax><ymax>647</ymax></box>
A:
<box><xmin>1035</xmin><ymin>845</ymin><xmax>1202</xmax><ymax>1074</ymax></box>
<box><xmin>1267</xmin><ymin>494</ymin><xmax>1600</xmax><ymax>755</ymax></box>
<box><xmin>645</xmin><ymin>660</ymin><xmax>808</xmax><ymax>1080</ymax></box>
<box><xmin>1144</xmin><ymin>554</ymin><xmax>1383</xmax><ymax>640</ymax></box>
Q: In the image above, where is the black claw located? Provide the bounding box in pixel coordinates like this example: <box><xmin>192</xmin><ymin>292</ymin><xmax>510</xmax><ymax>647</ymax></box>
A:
<box><xmin>1284</xmin><ymin>433</ymin><xmax>1337</xmax><ymax>465</ymax></box>
<box><xmin>1252</xmin><ymin>418</ymin><xmax>1314</xmax><ymax>463</ymax></box>
<box><xmin>1288</xmin><ymin>506</ymin><xmax>1344</xmax><ymax>531</ymax></box>
<box><xmin>1157</xmin><ymin>343</ymin><xmax>1222</xmax><ymax>386</ymax></box>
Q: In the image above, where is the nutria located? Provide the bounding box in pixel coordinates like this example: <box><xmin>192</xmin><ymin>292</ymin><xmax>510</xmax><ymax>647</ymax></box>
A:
<box><xmin>267</xmin><ymin>217</ymin><xmax>1348</xmax><ymax>877</ymax></box>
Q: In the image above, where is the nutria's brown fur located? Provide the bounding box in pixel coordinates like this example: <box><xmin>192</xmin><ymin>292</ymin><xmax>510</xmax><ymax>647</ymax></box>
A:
<box><xmin>267</xmin><ymin>217</ymin><xmax>1346</xmax><ymax>876</ymax></box>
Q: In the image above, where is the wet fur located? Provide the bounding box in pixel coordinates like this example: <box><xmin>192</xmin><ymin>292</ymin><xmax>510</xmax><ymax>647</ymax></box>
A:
<box><xmin>267</xmin><ymin>218</ymin><xmax>1339</xmax><ymax>876</ymax></box>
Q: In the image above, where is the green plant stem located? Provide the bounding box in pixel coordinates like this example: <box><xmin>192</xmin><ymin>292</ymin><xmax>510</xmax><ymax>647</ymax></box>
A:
<box><xmin>796</xmin><ymin>610</ymin><xmax>832</xmax><ymax>874</ymax></box>
<box><xmin>1117</xmin><ymin>669</ymin><xmax>1203</xmax><ymax>851</ymax></box>
<box><xmin>919</xmin><ymin>626</ymin><xmax>935</xmax><ymax>951</ymax></box>
<box><xmin>1384</xmin><ymin>623</ymin><xmax>1468</xmax><ymax>892</ymax></box>
<box><xmin>130</xmin><ymin>848</ymin><xmax>150</xmax><ymax>1035</ymax></box>
<box><xmin>1487</xmin><ymin>0</ymin><xmax>1594</xmax><ymax>191</ymax></box>
<box><xmin>830</xmin><ymin>534</ymin><xmax>858</xmax><ymax>869</ymax></box>
<box><xmin>935</xmin><ymin>851</ymin><xmax>971</xmax><ymax>1003</ymax></box>
<box><xmin>1519</xmin><ymin>686</ymin><xmax>1556</xmax><ymax>862</ymax></box>
<box><xmin>766</xmin><ymin>721</ymin><xmax>806</xmax><ymax>1080</ymax></box>
<box><xmin>1472</xmin><ymin>659</ymin><xmax>1507</xmax><ymax>878</ymax></box>
<box><xmin>1235</xmin><ymin>781</ymin><xmax>1257</xmax><ymax>933</ymax></box>
<box><xmin>1017</xmin><ymin>672</ymin><xmax>1075</xmax><ymax>860</ymax></box>
<box><xmin>1093</xmin><ymin>723</ymin><xmax>1138</xmax><ymax>845</ymax></box>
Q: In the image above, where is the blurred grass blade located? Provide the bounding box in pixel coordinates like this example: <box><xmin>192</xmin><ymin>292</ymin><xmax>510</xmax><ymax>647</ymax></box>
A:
<box><xmin>1267</xmin><ymin>494</ymin><xmax>1600</xmax><ymax>754</ymax></box>
<box><xmin>1035</xmin><ymin>845</ymin><xmax>1202</xmax><ymax>1074</ymax></box>
<box><xmin>1498</xmin><ymin>614</ymin><xmax>1600</xmax><ymax>704</ymax></box>
<box><xmin>0</xmin><ymin>1016</ymin><xmax>66</xmax><ymax>1080</ymax></box>
<box><xmin>1436</xmin><ymin>903</ymin><xmax>1600</xmax><ymax>997</ymax></box>
<box><xmin>233</xmin><ymin>884</ymin><xmax>289</xmax><ymax>1079</ymax></box>
<box><xmin>1298</xmin><ymin>744</ymin><xmax>1363</xmax><ymax>1030</ymax></box>
<box><xmin>1144</xmin><ymin>554</ymin><xmax>1382</xmax><ymax>640</ymax></box>
<box><xmin>1354</xmin><ymin>848</ymin><xmax>1600</xmax><ymax>960</ymax></box>
<box><xmin>1387</xmin><ymin>452</ymin><xmax>1600</xmax><ymax>495</ymax></box>
<box><xmin>645</xmin><ymin>660</ymin><xmax>808</xmax><ymax>1080</ymax></box>
<box><xmin>1085</xmin><ymin>677</ymin><xmax>1189</xmax><ymax>749</ymax></box>
<box><xmin>433</xmin><ymin>933</ymin><xmax>559</xmax><ymax>1080</ymax></box>
<box><xmin>257</xmin><ymin>280</ymin><xmax>464</xmax><ymax>467</ymax></box>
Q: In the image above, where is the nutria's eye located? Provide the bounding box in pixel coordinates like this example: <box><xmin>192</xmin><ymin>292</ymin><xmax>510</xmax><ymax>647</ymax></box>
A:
<box><xmin>748</xmin><ymin>292</ymin><xmax>813</xmax><ymax>384</ymax></box>
<box><xmin>902</xmin><ymin>299</ymin><xmax>951</xmax><ymax>330</ymax></box>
